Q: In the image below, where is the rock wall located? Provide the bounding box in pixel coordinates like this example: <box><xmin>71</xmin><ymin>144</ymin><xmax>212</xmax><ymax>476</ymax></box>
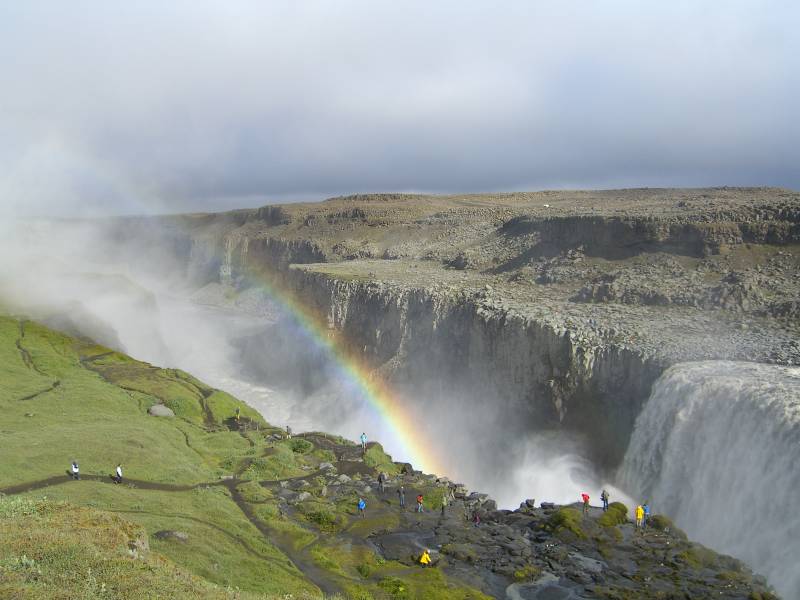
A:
<box><xmin>160</xmin><ymin>228</ymin><xmax>671</xmax><ymax>466</ymax></box>
<box><xmin>284</xmin><ymin>270</ymin><xmax>665</xmax><ymax>466</ymax></box>
<box><xmin>503</xmin><ymin>210</ymin><xmax>800</xmax><ymax>259</ymax></box>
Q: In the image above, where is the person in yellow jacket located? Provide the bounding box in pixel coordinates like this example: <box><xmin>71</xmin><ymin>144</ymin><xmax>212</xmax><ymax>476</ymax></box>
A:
<box><xmin>419</xmin><ymin>549</ymin><xmax>432</xmax><ymax>567</ymax></box>
<box><xmin>635</xmin><ymin>505</ymin><xmax>644</xmax><ymax>529</ymax></box>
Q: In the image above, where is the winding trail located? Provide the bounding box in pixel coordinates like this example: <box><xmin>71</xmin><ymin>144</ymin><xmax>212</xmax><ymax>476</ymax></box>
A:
<box><xmin>15</xmin><ymin>321</ymin><xmax>46</xmax><ymax>376</ymax></box>
<box><xmin>0</xmin><ymin>471</ymin><xmax>342</xmax><ymax>596</ymax></box>
<box><xmin>18</xmin><ymin>380</ymin><xmax>61</xmax><ymax>401</ymax></box>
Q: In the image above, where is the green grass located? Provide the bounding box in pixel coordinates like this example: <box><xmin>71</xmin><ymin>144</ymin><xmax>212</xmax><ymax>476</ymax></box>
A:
<box><xmin>0</xmin><ymin>316</ymin><xmax>318</xmax><ymax>597</ymax></box>
<box><xmin>547</xmin><ymin>507</ymin><xmax>586</xmax><ymax>539</ymax></box>
<box><xmin>363</xmin><ymin>443</ymin><xmax>400</xmax><ymax>475</ymax></box>
<box><xmin>598</xmin><ymin>502</ymin><xmax>629</xmax><ymax>528</ymax></box>
<box><xmin>0</xmin><ymin>315</ymin><xmax>492</xmax><ymax>600</ymax></box>
<box><xmin>0</xmin><ymin>496</ymin><xmax>278</xmax><ymax>600</ymax></box>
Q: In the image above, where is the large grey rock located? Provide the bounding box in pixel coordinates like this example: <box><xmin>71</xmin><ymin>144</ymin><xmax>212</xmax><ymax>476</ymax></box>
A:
<box><xmin>148</xmin><ymin>404</ymin><xmax>175</xmax><ymax>417</ymax></box>
<box><xmin>153</xmin><ymin>530</ymin><xmax>188</xmax><ymax>543</ymax></box>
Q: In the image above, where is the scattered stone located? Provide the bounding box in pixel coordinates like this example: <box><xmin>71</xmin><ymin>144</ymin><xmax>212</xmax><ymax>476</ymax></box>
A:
<box><xmin>153</xmin><ymin>530</ymin><xmax>188</xmax><ymax>543</ymax></box>
<box><xmin>148</xmin><ymin>404</ymin><xmax>175</xmax><ymax>417</ymax></box>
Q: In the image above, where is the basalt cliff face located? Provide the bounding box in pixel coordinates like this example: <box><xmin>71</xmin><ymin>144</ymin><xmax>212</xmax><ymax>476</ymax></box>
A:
<box><xmin>109</xmin><ymin>188</ymin><xmax>800</xmax><ymax>470</ymax></box>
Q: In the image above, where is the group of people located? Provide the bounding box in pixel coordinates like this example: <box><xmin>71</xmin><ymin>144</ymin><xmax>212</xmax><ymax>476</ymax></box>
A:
<box><xmin>583</xmin><ymin>489</ymin><xmax>653</xmax><ymax>530</ymax></box>
<box><xmin>635</xmin><ymin>502</ymin><xmax>651</xmax><ymax>529</ymax></box>
<box><xmin>68</xmin><ymin>460</ymin><xmax>124</xmax><ymax>484</ymax></box>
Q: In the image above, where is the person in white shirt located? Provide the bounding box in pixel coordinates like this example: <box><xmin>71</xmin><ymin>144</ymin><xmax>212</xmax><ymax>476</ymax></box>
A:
<box><xmin>112</xmin><ymin>464</ymin><xmax>123</xmax><ymax>484</ymax></box>
<box><xmin>70</xmin><ymin>460</ymin><xmax>80</xmax><ymax>480</ymax></box>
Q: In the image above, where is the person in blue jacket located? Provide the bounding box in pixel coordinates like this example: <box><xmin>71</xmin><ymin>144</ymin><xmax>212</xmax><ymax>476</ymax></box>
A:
<box><xmin>357</xmin><ymin>497</ymin><xmax>366</xmax><ymax>518</ymax></box>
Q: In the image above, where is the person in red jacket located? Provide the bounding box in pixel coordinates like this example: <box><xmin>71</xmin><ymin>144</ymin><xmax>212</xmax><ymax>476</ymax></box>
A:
<box><xmin>581</xmin><ymin>492</ymin><xmax>590</xmax><ymax>515</ymax></box>
<box><xmin>416</xmin><ymin>494</ymin><xmax>424</xmax><ymax>513</ymax></box>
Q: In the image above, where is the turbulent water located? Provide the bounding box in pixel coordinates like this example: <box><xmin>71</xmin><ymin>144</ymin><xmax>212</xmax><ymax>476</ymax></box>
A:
<box><xmin>619</xmin><ymin>361</ymin><xmax>800</xmax><ymax>599</ymax></box>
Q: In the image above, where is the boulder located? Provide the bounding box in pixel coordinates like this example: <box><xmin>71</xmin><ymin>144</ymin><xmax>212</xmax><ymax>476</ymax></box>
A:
<box><xmin>153</xmin><ymin>530</ymin><xmax>188</xmax><ymax>543</ymax></box>
<box><xmin>148</xmin><ymin>404</ymin><xmax>175</xmax><ymax>417</ymax></box>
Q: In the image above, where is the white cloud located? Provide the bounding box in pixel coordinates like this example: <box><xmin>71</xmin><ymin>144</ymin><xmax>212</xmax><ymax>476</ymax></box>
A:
<box><xmin>0</xmin><ymin>1</ymin><xmax>798</xmax><ymax>215</ymax></box>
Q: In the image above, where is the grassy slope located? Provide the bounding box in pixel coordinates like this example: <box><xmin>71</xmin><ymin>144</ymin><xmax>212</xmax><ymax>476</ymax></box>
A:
<box><xmin>0</xmin><ymin>316</ymin><xmax>490</xmax><ymax>600</ymax></box>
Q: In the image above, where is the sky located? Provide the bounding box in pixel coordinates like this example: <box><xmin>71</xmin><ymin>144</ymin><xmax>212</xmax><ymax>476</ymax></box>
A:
<box><xmin>0</xmin><ymin>0</ymin><xmax>798</xmax><ymax>217</ymax></box>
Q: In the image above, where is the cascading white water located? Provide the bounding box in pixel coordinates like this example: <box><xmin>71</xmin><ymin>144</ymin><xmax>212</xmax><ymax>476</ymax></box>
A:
<box><xmin>618</xmin><ymin>361</ymin><xmax>800</xmax><ymax>599</ymax></box>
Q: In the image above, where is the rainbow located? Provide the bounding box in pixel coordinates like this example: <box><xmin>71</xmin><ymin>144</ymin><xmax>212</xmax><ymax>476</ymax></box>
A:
<box><xmin>241</xmin><ymin>265</ymin><xmax>442</xmax><ymax>477</ymax></box>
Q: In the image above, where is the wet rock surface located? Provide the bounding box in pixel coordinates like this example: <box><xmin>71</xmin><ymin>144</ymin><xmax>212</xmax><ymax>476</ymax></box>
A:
<box><xmin>257</xmin><ymin>433</ymin><xmax>779</xmax><ymax>599</ymax></box>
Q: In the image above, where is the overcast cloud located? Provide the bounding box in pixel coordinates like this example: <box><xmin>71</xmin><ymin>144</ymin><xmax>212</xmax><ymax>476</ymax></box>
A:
<box><xmin>0</xmin><ymin>1</ymin><xmax>798</xmax><ymax>216</ymax></box>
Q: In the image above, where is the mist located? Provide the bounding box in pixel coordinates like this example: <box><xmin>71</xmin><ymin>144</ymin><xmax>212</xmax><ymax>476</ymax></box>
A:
<box><xmin>619</xmin><ymin>361</ymin><xmax>800</xmax><ymax>598</ymax></box>
<box><xmin>0</xmin><ymin>215</ymin><xmax>617</xmax><ymax>510</ymax></box>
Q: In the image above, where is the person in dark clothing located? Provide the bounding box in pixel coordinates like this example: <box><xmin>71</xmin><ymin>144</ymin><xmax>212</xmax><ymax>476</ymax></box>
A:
<box><xmin>378</xmin><ymin>472</ymin><xmax>386</xmax><ymax>493</ymax></box>
<box><xmin>111</xmin><ymin>464</ymin><xmax>123</xmax><ymax>484</ymax></box>
<box><xmin>601</xmin><ymin>489</ymin><xmax>609</xmax><ymax>512</ymax></box>
<box><xmin>70</xmin><ymin>460</ymin><xmax>80</xmax><ymax>480</ymax></box>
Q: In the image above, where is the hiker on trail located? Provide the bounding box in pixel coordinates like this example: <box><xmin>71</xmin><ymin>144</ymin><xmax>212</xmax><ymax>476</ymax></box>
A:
<box><xmin>635</xmin><ymin>504</ymin><xmax>644</xmax><ymax>529</ymax></box>
<box><xmin>357</xmin><ymin>497</ymin><xmax>366</xmax><ymax>518</ymax></box>
<box><xmin>397</xmin><ymin>485</ymin><xmax>406</xmax><ymax>508</ymax></box>
<box><xmin>235</xmin><ymin>407</ymin><xmax>240</xmax><ymax>423</ymax></box>
<box><xmin>286</xmin><ymin>425</ymin><xmax>292</xmax><ymax>439</ymax></box>
<box><xmin>112</xmin><ymin>464</ymin><xmax>123</xmax><ymax>484</ymax></box>
<box><xmin>581</xmin><ymin>493</ymin><xmax>590</xmax><ymax>515</ymax></box>
<box><xmin>360</xmin><ymin>432</ymin><xmax>367</xmax><ymax>450</ymax></box>
<box><xmin>416</xmin><ymin>494</ymin><xmax>424</xmax><ymax>513</ymax></box>
<box><xmin>419</xmin><ymin>549</ymin><xmax>432</xmax><ymax>567</ymax></box>
<box><xmin>70</xmin><ymin>460</ymin><xmax>80</xmax><ymax>480</ymax></box>
<box><xmin>441</xmin><ymin>492</ymin><xmax>448</xmax><ymax>516</ymax></box>
<box><xmin>377</xmin><ymin>472</ymin><xmax>386</xmax><ymax>493</ymax></box>
<box><xmin>473</xmin><ymin>510</ymin><xmax>481</xmax><ymax>526</ymax></box>
<box><xmin>601</xmin><ymin>489</ymin><xmax>609</xmax><ymax>512</ymax></box>
<box><xmin>643</xmin><ymin>503</ymin><xmax>650</xmax><ymax>527</ymax></box>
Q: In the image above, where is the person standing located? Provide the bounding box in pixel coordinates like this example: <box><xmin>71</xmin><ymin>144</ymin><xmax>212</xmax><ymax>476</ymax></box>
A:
<box><xmin>357</xmin><ymin>497</ymin><xmax>366</xmax><ymax>518</ymax></box>
<box><xmin>70</xmin><ymin>460</ymin><xmax>80</xmax><ymax>480</ymax></box>
<box><xmin>419</xmin><ymin>549</ymin><xmax>431</xmax><ymax>567</ymax></box>
<box><xmin>441</xmin><ymin>492</ymin><xmax>448</xmax><ymax>516</ymax></box>
<box><xmin>397</xmin><ymin>485</ymin><xmax>406</xmax><ymax>508</ymax></box>
<box><xmin>635</xmin><ymin>504</ymin><xmax>644</xmax><ymax>529</ymax></box>
<box><xmin>581</xmin><ymin>492</ymin><xmax>590</xmax><ymax>515</ymax></box>
<box><xmin>378</xmin><ymin>472</ymin><xmax>386</xmax><ymax>494</ymax></box>
<box><xmin>416</xmin><ymin>494</ymin><xmax>424</xmax><ymax>513</ymax></box>
<box><xmin>601</xmin><ymin>489</ymin><xmax>609</xmax><ymax>512</ymax></box>
<box><xmin>360</xmin><ymin>432</ymin><xmax>367</xmax><ymax>451</ymax></box>
<box><xmin>286</xmin><ymin>425</ymin><xmax>292</xmax><ymax>439</ymax></box>
<box><xmin>112</xmin><ymin>464</ymin><xmax>123</xmax><ymax>484</ymax></box>
<box><xmin>643</xmin><ymin>503</ymin><xmax>650</xmax><ymax>528</ymax></box>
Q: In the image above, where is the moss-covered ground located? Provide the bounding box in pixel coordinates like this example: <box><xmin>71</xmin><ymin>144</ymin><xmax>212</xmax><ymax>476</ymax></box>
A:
<box><xmin>0</xmin><ymin>316</ymin><xmax>491</xmax><ymax>599</ymax></box>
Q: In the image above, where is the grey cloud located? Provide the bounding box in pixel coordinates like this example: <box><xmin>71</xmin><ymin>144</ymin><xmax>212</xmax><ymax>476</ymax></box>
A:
<box><xmin>1</xmin><ymin>0</ymin><xmax>798</xmax><ymax>216</ymax></box>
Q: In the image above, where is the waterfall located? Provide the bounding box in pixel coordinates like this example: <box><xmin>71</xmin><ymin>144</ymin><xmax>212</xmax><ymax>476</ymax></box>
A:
<box><xmin>619</xmin><ymin>361</ymin><xmax>800</xmax><ymax>599</ymax></box>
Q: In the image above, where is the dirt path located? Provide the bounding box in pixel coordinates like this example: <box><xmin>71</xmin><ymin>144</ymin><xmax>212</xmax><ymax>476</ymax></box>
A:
<box><xmin>18</xmin><ymin>379</ymin><xmax>61</xmax><ymax>401</ymax></box>
<box><xmin>0</xmin><ymin>472</ymin><xmax>340</xmax><ymax>597</ymax></box>
<box><xmin>15</xmin><ymin>321</ymin><xmax>46</xmax><ymax>376</ymax></box>
<box><xmin>0</xmin><ymin>474</ymin><xmax>225</xmax><ymax>496</ymax></box>
<box><xmin>225</xmin><ymin>481</ymin><xmax>342</xmax><ymax>597</ymax></box>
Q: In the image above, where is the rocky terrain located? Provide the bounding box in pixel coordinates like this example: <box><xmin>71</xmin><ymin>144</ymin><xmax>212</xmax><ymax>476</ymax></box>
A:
<box><xmin>0</xmin><ymin>317</ymin><xmax>779</xmax><ymax>599</ymax></box>
<box><xmin>99</xmin><ymin>187</ymin><xmax>800</xmax><ymax>467</ymax></box>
